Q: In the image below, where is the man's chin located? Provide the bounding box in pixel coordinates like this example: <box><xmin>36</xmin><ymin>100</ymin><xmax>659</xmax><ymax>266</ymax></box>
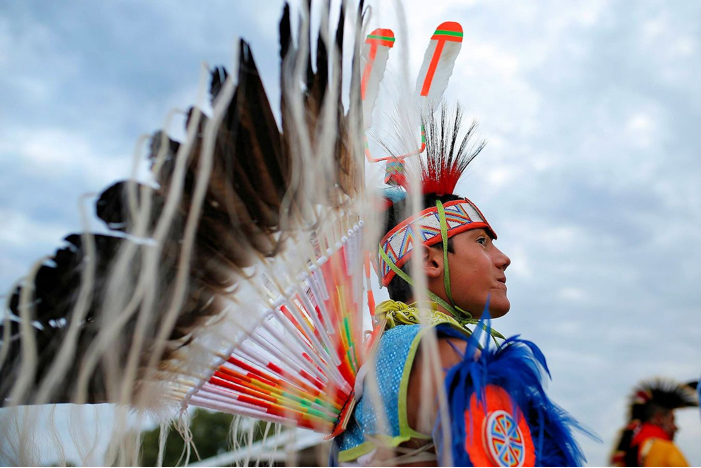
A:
<box><xmin>489</xmin><ymin>299</ymin><xmax>510</xmax><ymax>318</ymax></box>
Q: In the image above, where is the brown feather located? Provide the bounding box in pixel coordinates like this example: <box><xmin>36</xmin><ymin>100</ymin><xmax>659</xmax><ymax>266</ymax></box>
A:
<box><xmin>2</xmin><ymin>0</ymin><xmax>367</xmax><ymax>408</ymax></box>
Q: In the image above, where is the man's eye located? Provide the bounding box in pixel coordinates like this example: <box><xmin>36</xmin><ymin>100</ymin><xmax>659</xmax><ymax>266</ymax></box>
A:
<box><xmin>477</xmin><ymin>237</ymin><xmax>487</xmax><ymax>245</ymax></box>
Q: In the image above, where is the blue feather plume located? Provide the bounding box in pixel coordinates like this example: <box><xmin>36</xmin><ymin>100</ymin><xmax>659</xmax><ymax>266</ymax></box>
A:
<box><xmin>436</xmin><ymin>308</ymin><xmax>596</xmax><ymax>467</ymax></box>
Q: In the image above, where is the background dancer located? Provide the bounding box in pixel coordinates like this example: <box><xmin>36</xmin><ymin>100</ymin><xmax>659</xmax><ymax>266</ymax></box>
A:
<box><xmin>610</xmin><ymin>378</ymin><xmax>699</xmax><ymax>467</ymax></box>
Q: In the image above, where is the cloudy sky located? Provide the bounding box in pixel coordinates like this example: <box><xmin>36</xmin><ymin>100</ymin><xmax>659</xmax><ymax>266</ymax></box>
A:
<box><xmin>1</xmin><ymin>0</ymin><xmax>700</xmax><ymax>465</ymax></box>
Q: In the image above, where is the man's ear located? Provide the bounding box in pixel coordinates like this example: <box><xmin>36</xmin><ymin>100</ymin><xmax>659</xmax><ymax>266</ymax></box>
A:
<box><xmin>419</xmin><ymin>245</ymin><xmax>444</xmax><ymax>279</ymax></box>
<box><xmin>649</xmin><ymin>411</ymin><xmax>666</xmax><ymax>426</ymax></box>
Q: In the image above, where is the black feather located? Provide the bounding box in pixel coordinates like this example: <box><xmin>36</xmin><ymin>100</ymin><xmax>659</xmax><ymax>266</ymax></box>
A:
<box><xmin>210</xmin><ymin>66</ymin><xmax>229</xmax><ymax>105</ymax></box>
<box><xmin>629</xmin><ymin>377</ymin><xmax>699</xmax><ymax>421</ymax></box>
<box><xmin>279</xmin><ymin>3</ymin><xmax>292</xmax><ymax>62</ymax></box>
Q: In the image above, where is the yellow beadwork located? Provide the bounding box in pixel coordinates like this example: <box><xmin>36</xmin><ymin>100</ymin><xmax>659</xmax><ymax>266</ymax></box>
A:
<box><xmin>375</xmin><ymin>300</ymin><xmax>463</xmax><ymax>330</ymax></box>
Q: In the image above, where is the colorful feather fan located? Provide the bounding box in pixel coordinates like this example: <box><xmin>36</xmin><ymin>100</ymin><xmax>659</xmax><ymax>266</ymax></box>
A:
<box><xmin>177</xmin><ymin>221</ymin><xmax>385</xmax><ymax>436</ymax></box>
<box><xmin>0</xmin><ymin>1</ymin><xmax>377</xmax><ymax>456</ymax></box>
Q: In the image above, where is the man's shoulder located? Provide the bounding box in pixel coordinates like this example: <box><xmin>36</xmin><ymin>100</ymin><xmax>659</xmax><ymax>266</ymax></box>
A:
<box><xmin>380</xmin><ymin>322</ymin><xmax>423</xmax><ymax>343</ymax></box>
<box><xmin>643</xmin><ymin>438</ymin><xmax>689</xmax><ymax>467</ymax></box>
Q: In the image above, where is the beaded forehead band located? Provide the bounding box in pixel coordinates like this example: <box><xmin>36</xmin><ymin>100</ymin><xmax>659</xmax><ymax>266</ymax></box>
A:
<box><xmin>378</xmin><ymin>198</ymin><xmax>496</xmax><ymax>287</ymax></box>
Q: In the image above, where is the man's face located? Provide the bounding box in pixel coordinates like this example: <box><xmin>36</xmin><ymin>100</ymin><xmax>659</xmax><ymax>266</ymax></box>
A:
<box><xmin>445</xmin><ymin>228</ymin><xmax>511</xmax><ymax>318</ymax></box>
<box><xmin>659</xmin><ymin>411</ymin><xmax>678</xmax><ymax>439</ymax></box>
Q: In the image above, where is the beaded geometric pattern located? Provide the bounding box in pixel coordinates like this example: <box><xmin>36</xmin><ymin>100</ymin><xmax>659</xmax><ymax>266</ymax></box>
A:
<box><xmin>486</xmin><ymin>410</ymin><xmax>526</xmax><ymax>467</ymax></box>
<box><xmin>379</xmin><ymin>199</ymin><xmax>494</xmax><ymax>286</ymax></box>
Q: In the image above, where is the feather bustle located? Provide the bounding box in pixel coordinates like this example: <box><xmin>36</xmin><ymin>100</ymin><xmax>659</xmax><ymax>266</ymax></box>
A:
<box><xmin>1</xmin><ymin>1</ymin><xmax>368</xmax><ymax>422</ymax></box>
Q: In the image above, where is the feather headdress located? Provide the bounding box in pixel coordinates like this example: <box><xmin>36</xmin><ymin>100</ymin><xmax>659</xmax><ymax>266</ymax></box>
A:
<box><xmin>363</xmin><ymin>22</ymin><xmax>464</xmax><ymax>185</ymax></box>
<box><xmin>377</xmin><ymin>105</ymin><xmax>495</xmax><ymax>290</ymax></box>
<box><xmin>629</xmin><ymin>377</ymin><xmax>699</xmax><ymax>420</ymax></box>
<box><xmin>420</xmin><ymin>104</ymin><xmax>486</xmax><ymax>197</ymax></box>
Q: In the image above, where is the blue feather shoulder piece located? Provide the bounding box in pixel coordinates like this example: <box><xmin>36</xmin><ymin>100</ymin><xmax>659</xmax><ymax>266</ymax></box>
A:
<box><xmin>434</xmin><ymin>311</ymin><xmax>597</xmax><ymax>467</ymax></box>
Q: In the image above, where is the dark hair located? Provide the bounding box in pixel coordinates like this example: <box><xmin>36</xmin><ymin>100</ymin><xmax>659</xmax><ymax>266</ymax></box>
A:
<box><xmin>384</xmin><ymin>193</ymin><xmax>461</xmax><ymax>303</ymax></box>
<box><xmin>639</xmin><ymin>404</ymin><xmax>672</xmax><ymax>423</ymax></box>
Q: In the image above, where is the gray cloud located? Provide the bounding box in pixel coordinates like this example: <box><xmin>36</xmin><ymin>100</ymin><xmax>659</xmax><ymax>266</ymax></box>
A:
<box><xmin>445</xmin><ymin>1</ymin><xmax>701</xmax><ymax>464</ymax></box>
<box><xmin>1</xmin><ymin>0</ymin><xmax>700</xmax><ymax>465</ymax></box>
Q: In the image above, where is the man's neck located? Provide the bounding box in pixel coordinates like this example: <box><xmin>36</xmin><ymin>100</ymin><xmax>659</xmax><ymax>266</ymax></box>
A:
<box><xmin>407</xmin><ymin>297</ymin><xmax>452</xmax><ymax>317</ymax></box>
<box><xmin>633</xmin><ymin>422</ymin><xmax>672</xmax><ymax>445</ymax></box>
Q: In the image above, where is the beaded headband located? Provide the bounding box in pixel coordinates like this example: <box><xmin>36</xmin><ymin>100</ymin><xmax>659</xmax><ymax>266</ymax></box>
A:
<box><xmin>379</xmin><ymin>198</ymin><xmax>496</xmax><ymax>286</ymax></box>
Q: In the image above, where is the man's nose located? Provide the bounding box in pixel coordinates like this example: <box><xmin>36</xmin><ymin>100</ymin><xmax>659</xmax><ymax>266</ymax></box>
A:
<box><xmin>495</xmin><ymin>247</ymin><xmax>511</xmax><ymax>271</ymax></box>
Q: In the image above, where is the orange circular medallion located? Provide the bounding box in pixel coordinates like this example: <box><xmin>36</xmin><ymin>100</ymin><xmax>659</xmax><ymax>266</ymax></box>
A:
<box><xmin>463</xmin><ymin>384</ymin><xmax>535</xmax><ymax>467</ymax></box>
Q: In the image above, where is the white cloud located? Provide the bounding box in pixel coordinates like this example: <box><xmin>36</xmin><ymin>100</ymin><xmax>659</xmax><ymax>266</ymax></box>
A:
<box><xmin>20</xmin><ymin>130</ymin><xmax>93</xmax><ymax>171</ymax></box>
<box><xmin>546</xmin><ymin>347</ymin><xmax>609</xmax><ymax>370</ymax></box>
<box><xmin>0</xmin><ymin>17</ymin><xmax>9</xmax><ymax>66</ymax></box>
<box><xmin>676</xmin><ymin>410</ymin><xmax>701</xmax><ymax>464</ymax></box>
<box><xmin>672</xmin><ymin>37</ymin><xmax>696</xmax><ymax>57</ymax></box>
<box><xmin>459</xmin><ymin>39</ymin><xmax>520</xmax><ymax>80</ymax></box>
<box><xmin>505</xmin><ymin>245</ymin><xmax>533</xmax><ymax>281</ymax></box>
<box><xmin>484</xmin><ymin>165</ymin><xmax>519</xmax><ymax>189</ymax></box>
<box><xmin>0</xmin><ymin>209</ymin><xmax>69</xmax><ymax>248</ymax></box>
<box><xmin>642</xmin><ymin>18</ymin><xmax>667</xmax><ymax>41</ymax></box>
<box><xmin>0</xmin><ymin>18</ymin><xmax>81</xmax><ymax>106</ymax></box>
<box><xmin>625</xmin><ymin>112</ymin><xmax>657</xmax><ymax>149</ymax></box>
<box><xmin>539</xmin><ymin>225</ymin><xmax>585</xmax><ymax>252</ymax></box>
<box><xmin>626</xmin><ymin>113</ymin><xmax>654</xmax><ymax>133</ymax></box>
<box><xmin>548</xmin><ymin>320</ymin><xmax>585</xmax><ymax>336</ymax></box>
<box><xmin>558</xmin><ymin>287</ymin><xmax>587</xmax><ymax>302</ymax></box>
<box><xmin>641</xmin><ymin>16</ymin><xmax>697</xmax><ymax>59</ymax></box>
<box><xmin>3</xmin><ymin>127</ymin><xmax>133</xmax><ymax>187</ymax></box>
<box><xmin>0</xmin><ymin>256</ymin><xmax>32</xmax><ymax>291</ymax></box>
<box><xmin>2</xmin><ymin>1</ymin><xmax>701</xmax><ymax>466</ymax></box>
